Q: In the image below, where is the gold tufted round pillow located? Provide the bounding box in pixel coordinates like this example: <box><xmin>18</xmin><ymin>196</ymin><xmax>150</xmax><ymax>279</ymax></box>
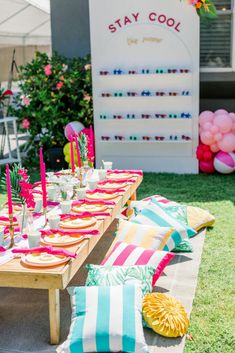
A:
<box><xmin>143</xmin><ymin>293</ymin><xmax>189</xmax><ymax>337</ymax></box>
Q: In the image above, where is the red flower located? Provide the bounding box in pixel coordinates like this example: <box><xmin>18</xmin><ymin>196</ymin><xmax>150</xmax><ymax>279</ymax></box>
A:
<box><xmin>18</xmin><ymin>170</ymin><xmax>35</xmax><ymax>208</ymax></box>
<box><xmin>56</xmin><ymin>81</ymin><xmax>64</xmax><ymax>90</ymax></box>
<box><xmin>44</xmin><ymin>64</ymin><xmax>52</xmax><ymax>76</ymax></box>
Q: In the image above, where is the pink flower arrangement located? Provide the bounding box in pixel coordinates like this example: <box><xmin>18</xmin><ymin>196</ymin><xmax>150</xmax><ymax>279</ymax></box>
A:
<box><xmin>22</xmin><ymin>118</ymin><xmax>30</xmax><ymax>129</ymax></box>
<box><xmin>21</xmin><ymin>95</ymin><xmax>30</xmax><ymax>106</ymax></box>
<box><xmin>18</xmin><ymin>169</ymin><xmax>35</xmax><ymax>209</ymax></box>
<box><xmin>56</xmin><ymin>81</ymin><xmax>64</xmax><ymax>90</ymax></box>
<box><xmin>44</xmin><ymin>64</ymin><xmax>52</xmax><ymax>76</ymax></box>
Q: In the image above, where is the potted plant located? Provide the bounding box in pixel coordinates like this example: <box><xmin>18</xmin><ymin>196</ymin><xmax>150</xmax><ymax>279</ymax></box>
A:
<box><xmin>9</xmin><ymin>52</ymin><xmax>93</xmax><ymax>167</ymax></box>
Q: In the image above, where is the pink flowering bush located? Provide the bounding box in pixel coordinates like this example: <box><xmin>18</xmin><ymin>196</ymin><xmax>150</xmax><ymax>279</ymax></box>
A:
<box><xmin>9</xmin><ymin>52</ymin><xmax>93</xmax><ymax>165</ymax></box>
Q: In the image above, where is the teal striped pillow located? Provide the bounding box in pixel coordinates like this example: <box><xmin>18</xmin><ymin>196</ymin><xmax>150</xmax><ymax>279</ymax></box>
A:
<box><xmin>57</xmin><ymin>285</ymin><xmax>149</xmax><ymax>353</ymax></box>
<box><xmin>131</xmin><ymin>203</ymin><xmax>196</xmax><ymax>251</ymax></box>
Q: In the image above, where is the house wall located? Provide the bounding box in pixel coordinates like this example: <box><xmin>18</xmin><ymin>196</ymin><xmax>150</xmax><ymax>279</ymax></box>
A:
<box><xmin>50</xmin><ymin>0</ymin><xmax>235</xmax><ymax>112</ymax></box>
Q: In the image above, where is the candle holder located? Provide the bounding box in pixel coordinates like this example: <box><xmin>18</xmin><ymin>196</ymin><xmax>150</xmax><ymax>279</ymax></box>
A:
<box><xmin>8</xmin><ymin>213</ymin><xmax>15</xmax><ymax>248</ymax></box>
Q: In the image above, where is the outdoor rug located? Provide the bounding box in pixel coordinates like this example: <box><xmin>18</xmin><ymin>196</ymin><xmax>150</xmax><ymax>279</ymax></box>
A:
<box><xmin>0</xmin><ymin>221</ymin><xmax>206</xmax><ymax>353</ymax></box>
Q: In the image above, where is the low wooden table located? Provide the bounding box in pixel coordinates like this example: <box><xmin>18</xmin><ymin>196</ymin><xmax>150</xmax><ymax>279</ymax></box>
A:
<box><xmin>0</xmin><ymin>175</ymin><xmax>142</xmax><ymax>344</ymax></box>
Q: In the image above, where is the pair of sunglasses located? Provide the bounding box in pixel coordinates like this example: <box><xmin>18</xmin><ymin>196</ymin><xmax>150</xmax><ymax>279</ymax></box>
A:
<box><xmin>126</xmin><ymin>114</ymin><xmax>135</xmax><ymax>119</ymax></box>
<box><xmin>169</xmin><ymin>92</ymin><xmax>178</xmax><ymax>96</ymax></box>
<box><xmin>101</xmin><ymin>136</ymin><xmax>110</xmax><ymax>141</ymax></box>
<box><xmin>155</xmin><ymin>136</ymin><xmax>165</xmax><ymax>141</ymax></box>
<box><xmin>141</xmin><ymin>69</ymin><xmax>150</xmax><ymax>74</ymax></box>
<box><xmin>182</xmin><ymin>91</ymin><xmax>190</xmax><ymax>96</ymax></box>
<box><xmin>129</xmin><ymin>136</ymin><xmax>138</xmax><ymax>140</ymax></box>
<box><xmin>168</xmin><ymin>69</ymin><xmax>178</xmax><ymax>73</ymax></box>
<box><xmin>113</xmin><ymin>69</ymin><xmax>123</xmax><ymax>75</ymax></box>
<box><xmin>113</xmin><ymin>115</ymin><xmax>123</xmax><ymax>119</ymax></box>
<box><xmin>155</xmin><ymin>114</ymin><xmax>167</xmax><ymax>118</ymax></box>
<box><xmin>142</xmin><ymin>136</ymin><xmax>151</xmax><ymax>141</ymax></box>
<box><xmin>156</xmin><ymin>92</ymin><xmax>166</xmax><ymax>96</ymax></box>
<box><xmin>169</xmin><ymin>135</ymin><xmax>178</xmax><ymax>140</ymax></box>
<box><xmin>100</xmin><ymin>115</ymin><xmax>107</xmax><ymax>119</ymax></box>
<box><xmin>127</xmin><ymin>92</ymin><xmax>138</xmax><ymax>96</ymax></box>
<box><xmin>99</xmin><ymin>71</ymin><xmax>109</xmax><ymax>75</ymax></box>
<box><xmin>180</xmin><ymin>69</ymin><xmax>190</xmax><ymax>73</ymax></box>
<box><xmin>155</xmin><ymin>69</ymin><xmax>166</xmax><ymax>74</ymax></box>
<box><xmin>128</xmin><ymin>70</ymin><xmax>137</xmax><ymax>74</ymax></box>
<box><xmin>181</xmin><ymin>113</ymin><xmax>191</xmax><ymax>118</ymax></box>
<box><xmin>169</xmin><ymin>114</ymin><xmax>178</xmax><ymax>118</ymax></box>
<box><xmin>141</xmin><ymin>91</ymin><xmax>152</xmax><ymax>96</ymax></box>
<box><xmin>114</xmin><ymin>92</ymin><xmax>123</xmax><ymax>97</ymax></box>
<box><xmin>182</xmin><ymin>135</ymin><xmax>191</xmax><ymax>140</ymax></box>
<box><xmin>114</xmin><ymin>135</ymin><xmax>124</xmax><ymax>140</ymax></box>
<box><xmin>141</xmin><ymin>114</ymin><xmax>151</xmax><ymax>119</ymax></box>
<box><xmin>101</xmin><ymin>93</ymin><xmax>111</xmax><ymax>97</ymax></box>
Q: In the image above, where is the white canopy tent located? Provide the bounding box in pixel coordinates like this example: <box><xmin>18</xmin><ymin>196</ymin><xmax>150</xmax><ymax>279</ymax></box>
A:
<box><xmin>0</xmin><ymin>0</ymin><xmax>51</xmax><ymax>47</ymax></box>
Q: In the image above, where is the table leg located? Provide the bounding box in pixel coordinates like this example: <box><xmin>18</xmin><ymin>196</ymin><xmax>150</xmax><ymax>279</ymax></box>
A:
<box><xmin>130</xmin><ymin>191</ymin><xmax>137</xmax><ymax>201</ymax></box>
<box><xmin>48</xmin><ymin>288</ymin><xmax>60</xmax><ymax>344</ymax></box>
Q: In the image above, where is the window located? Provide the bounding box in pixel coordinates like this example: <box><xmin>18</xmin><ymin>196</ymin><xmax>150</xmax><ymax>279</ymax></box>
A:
<box><xmin>200</xmin><ymin>0</ymin><xmax>234</xmax><ymax>69</ymax></box>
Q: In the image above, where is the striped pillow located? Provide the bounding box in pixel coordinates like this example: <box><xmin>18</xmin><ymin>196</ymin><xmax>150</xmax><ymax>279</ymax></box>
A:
<box><xmin>57</xmin><ymin>285</ymin><xmax>149</xmax><ymax>353</ymax></box>
<box><xmin>101</xmin><ymin>241</ymin><xmax>175</xmax><ymax>286</ymax></box>
<box><xmin>115</xmin><ymin>219</ymin><xmax>173</xmax><ymax>251</ymax></box>
<box><xmin>131</xmin><ymin>203</ymin><xmax>196</xmax><ymax>251</ymax></box>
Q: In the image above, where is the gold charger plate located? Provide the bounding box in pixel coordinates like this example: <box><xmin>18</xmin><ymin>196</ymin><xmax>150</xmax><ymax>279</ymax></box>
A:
<box><xmin>86</xmin><ymin>192</ymin><xmax>119</xmax><ymax>201</ymax></box>
<box><xmin>71</xmin><ymin>203</ymin><xmax>108</xmax><ymax>213</ymax></box>
<box><xmin>41</xmin><ymin>233</ymin><xmax>84</xmax><ymax>247</ymax></box>
<box><xmin>21</xmin><ymin>253</ymin><xmax>69</xmax><ymax>268</ymax></box>
<box><xmin>60</xmin><ymin>217</ymin><xmax>97</xmax><ymax>229</ymax></box>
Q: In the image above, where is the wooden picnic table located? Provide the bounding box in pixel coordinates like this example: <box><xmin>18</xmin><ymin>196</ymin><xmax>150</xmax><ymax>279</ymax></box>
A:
<box><xmin>0</xmin><ymin>174</ymin><xmax>143</xmax><ymax>344</ymax></box>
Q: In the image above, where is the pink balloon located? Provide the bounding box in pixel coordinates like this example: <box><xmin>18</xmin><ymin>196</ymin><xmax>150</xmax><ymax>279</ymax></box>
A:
<box><xmin>229</xmin><ymin>113</ymin><xmax>235</xmax><ymax>122</ymax></box>
<box><xmin>200</xmin><ymin>131</ymin><xmax>214</xmax><ymax>145</ymax></box>
<box><xmin>215</xmin><ymin>109</ymin><xmax>228</xmax><ymax>115</ymax></box>
<box><xmin>210</xmin><ymin>143</ymin><xmax>220</xmax><ymax>153</ymax></box>
<box><xmin>214</xmin><ymin>132</ymin><xmax>223</xmax><ymax>142</ymax></box>
<box><xmin>210</xmin><ymin>125</ymin><xmax>219</xmax><ymax>134</ymax></box>
<box><xmin>218</xmin><ymin>133</ymin><xmax>235</xmax><ymax>153</ymax></box>
<box><xmin>199</xmin><ymin>111</ymin><xmax>214</xmax><ymax>126</ymax></box>
<box><xmin>214</xmin><ymin>114</ymin><xmax>233</xmax><ymax>133</ymax></box>
<box><xmin>203</xmin><ymin>122</ymin><xmax>213</xmax><ymax>131</ymax></box>
<box><xmin>199</xmin><ymin>160</ymin><xmax>215</xmax><ymax>173</ymax></box>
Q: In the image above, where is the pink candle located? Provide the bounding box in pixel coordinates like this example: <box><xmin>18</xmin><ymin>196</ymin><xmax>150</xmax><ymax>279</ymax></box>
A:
<box><xmin>74</xmin><ymin>134</ymin><xmax>82</xmax><ymax>168</ymax></box>
<box><xmin>39</xmin><ymin>147</ymin><xmax>47</xmax><ymax>208</ymax></box>
<box><xmin>6</xmin><ymin>164</ymin><xmax>13</xmax><ymax>215</ymax></box>
<box><xmin>89</xmin><ymin>125</ymin><xmax>95</xmax><ymax>160</ymax></box>
<box><xmin>70</xmin><ymin>137</ymin><xmax>75</xmax><ymax>172</ymax></box>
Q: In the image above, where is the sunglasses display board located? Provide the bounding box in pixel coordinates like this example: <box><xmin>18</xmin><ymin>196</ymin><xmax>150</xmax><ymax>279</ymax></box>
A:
<box><xmin>89</xmin><ymin>0</ymin><xmax>199</xmax><ymax>173</ymax></box>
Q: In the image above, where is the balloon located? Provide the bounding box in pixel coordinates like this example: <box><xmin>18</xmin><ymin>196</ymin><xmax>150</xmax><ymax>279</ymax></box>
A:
<box><xmin>64</xmin><ymin>121</ymin><xmax>84</xmax><ymax>140</ymax></box>
<box><xmin>210</xmin><ymin>143</ymin><xmax>220</xmax><ymax>153</ymax></box>
<box><xmin>214</xmin><ymin>114</ymin><xmax>232</xmax><ymax>133</ymax></box>
<box><xmin>200</xmin><ymin>131</ymin><xmax>214</xmax><ymax>145</ymax></box>
<box><xmin>199</xmin><ymin>111</ymin><xmax>214</xmax><ymax>126</ymax></box>
<box><xmin>204</xmin><ymin>151</ymin><xmax>213</xmax><ymax>161</ymax></box>
<box><xmin>218</xmin><ymin>133</ymin><xmax>235</xmax><ymax>153</ymax></box>
<box><xmin>63</xmin><ymin>142</ymin><xmax>70</xmax><ymax>155</ymax></box>
<box><xmin>199</xmin><ymin>160</ymin><xmax>215</xmax><ymax>173</ymax></box>
<box><xmin>210</xmin><ymin>125</ymin><xmax>219</xmax><ymax>134</ymax></box>
<box><xmin>215</xmin><ymin>109</ymin><xmax>228</xmax><ymax>115</ymax></box>
<box><xmin>214</xmin><ymin>151</ymin><xmax>235</xmax><ymax>174</ymax></box>
<box><xmin>203</xmin><ymin>122</ymin><xmax>213</xmax><ymax>131</ymax></box>
<box><xmin>214</xmin><ymin>132</ymin><xmax>223</xmax><ymax>142</ymax></box>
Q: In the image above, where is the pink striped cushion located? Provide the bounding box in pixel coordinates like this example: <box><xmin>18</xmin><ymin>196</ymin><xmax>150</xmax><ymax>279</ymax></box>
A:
<box><xmin>101</xmin><ymin>241</ymin><xmax>175</xmax><ymax>286</ymax></box>
<box><xmin>142</xmin><ymin>195</ymin><xmax>176</xmax><ymax>205</ymax></box>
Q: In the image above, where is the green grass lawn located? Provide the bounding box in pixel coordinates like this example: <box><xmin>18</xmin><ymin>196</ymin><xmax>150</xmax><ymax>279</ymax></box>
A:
<box><xmin>0</xmin><ymin>171</ymin><xmax>234</xmax><ymax>352</ymax></box>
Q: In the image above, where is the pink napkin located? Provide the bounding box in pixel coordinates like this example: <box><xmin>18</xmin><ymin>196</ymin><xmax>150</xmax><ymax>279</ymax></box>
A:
<box><xmin>47</xmin><ymin>201</ymin><xmax>60</xmax><ymax>206</ymax></box>
<box><xmin>86</xmin><ymin>188</ymin><xmax>125</xmax><ymax>194</ymax></box>
<box><xmin>40</xmin><ymin>229</ymin><xmax>99</xmax><ymax>237</ymax></box>
<box><xmin>4</xmin><ymin>226</ymin><xmax>20</xmax><ymax>234</ymax></box>
<box><xmin>72</xmin><ymin>199</ymin><xmax>115</xmax><ymax>206</ymax></box>
<box><xmin>107</xmin><ymin>169</ymin><xmax>143</xmax><ymax>176</ymax></box>
<box><xmin>0</xmin><ymin>246</ymin><xmax>6</xmax><ymax>252</ymax></box>
<box><xmin>11</xmin><ymin>246</ymin><xmax>77</xmax><ymax>258</ymax></box>
<box><xmin>98</xmin><ymin>179</ymin><xmax>135</xmax><ymax>185</ymax></box>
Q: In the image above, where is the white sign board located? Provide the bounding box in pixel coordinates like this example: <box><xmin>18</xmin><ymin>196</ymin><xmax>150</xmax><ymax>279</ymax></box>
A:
<box><xmin>89</xmin><ymin>0</ymin><xmax>199</xmax><ymax>173</ymax></box>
